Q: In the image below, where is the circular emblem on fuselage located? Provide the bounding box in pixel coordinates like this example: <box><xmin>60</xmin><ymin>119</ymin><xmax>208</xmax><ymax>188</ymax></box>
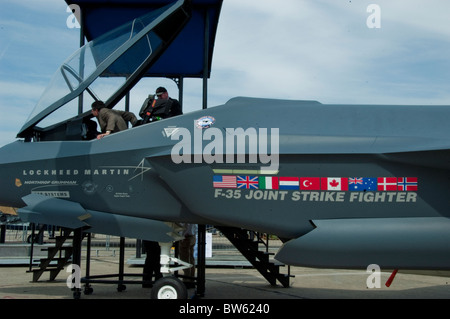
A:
<box><xmin>196</xmin><ymin>116</ymin><xmax>216</xmax><ymax>129</ymax></box>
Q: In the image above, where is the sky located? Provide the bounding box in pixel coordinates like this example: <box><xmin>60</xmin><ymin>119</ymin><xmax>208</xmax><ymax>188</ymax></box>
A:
<box><xmin>1</xmin><ymin>0</ymin><xmax>450</xmax><ymax>147</ymax></box>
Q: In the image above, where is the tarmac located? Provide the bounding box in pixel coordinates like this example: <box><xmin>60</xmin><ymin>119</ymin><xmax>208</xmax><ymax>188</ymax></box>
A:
<box><xmin>0</xmin><ymin>250</ymin><xmax>449</xmax><ymax>300</ymax></box>
<box><xmin>0</xmin><ymin>231</ymin><xmax>449</xmax><ymax>304</ymax></box>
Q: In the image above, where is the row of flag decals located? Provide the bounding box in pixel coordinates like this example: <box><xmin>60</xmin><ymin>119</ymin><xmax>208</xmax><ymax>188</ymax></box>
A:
<box><xmin>213</xmin><ymin>176</ymin><xmax>418</xmax><ymax>191</ymax></box>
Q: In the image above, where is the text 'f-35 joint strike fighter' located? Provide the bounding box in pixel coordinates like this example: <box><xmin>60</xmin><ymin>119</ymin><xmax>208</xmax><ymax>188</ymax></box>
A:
<box><xmin>0</xmin><ymin>0</ymin><xmax>449</xmax><ymax>297</ymax></box>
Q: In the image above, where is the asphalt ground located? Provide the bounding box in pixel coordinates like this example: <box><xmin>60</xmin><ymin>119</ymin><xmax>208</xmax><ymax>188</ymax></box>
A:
<box><xmin>0</xmin><ymin>231</ymin><xmax>449</xmax><ymax>319</ymax></box>
<box><xmin>0</xmin><ymin>254</ymin><xmax>449</xmax><ymax>300</ymax></box>
<box><xmin>0</xmin><ymin>254</ymin><xmax>448</xmax><ymax>319</ymax></box>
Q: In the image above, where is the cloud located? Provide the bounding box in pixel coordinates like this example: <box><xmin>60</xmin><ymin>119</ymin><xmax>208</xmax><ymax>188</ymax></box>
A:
<box><xmin>0</xmin><ymin>16</ymin><xmax>78</xmax><ymax>78</ymax></box>
<box><xmin>0</xmin><ymin>80</ymin><xmax>47</xmax><ymax>145</ymax></box>
<box><xmin>210</xmin><ymin>0</ymin><xmax>450</xmax><ymax>105</ymax></box>
<box><xmin>2</xmin><ymin>0</ymin><xmax>68</xmax><ymax>14</ymax></box>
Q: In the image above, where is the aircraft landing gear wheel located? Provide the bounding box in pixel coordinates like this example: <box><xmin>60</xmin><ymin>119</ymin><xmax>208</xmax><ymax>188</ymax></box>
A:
<box><xmin>151</xmin><ymin>277</ymin><xmax>187</xmax><ymax>299</ymax></box>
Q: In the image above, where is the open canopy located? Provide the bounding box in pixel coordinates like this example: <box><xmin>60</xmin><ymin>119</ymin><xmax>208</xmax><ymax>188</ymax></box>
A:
<box><xmin>18</xmin><ymin>0</ymin><xmax>192</xmax><ymax>139</ymax></box>
<box><xmin>65</xmin><ymin>0</ymin><xmax>223</xmax><ymax>78</ymax></box>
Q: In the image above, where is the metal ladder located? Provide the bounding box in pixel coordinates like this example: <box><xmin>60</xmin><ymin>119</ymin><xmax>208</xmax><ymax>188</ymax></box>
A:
<box><xmin>28</xmin><ymin>227</ymin><xmax>74</xmax><ymax>282</ymax></box>
<box><xmin>216</xmin><ymin>226</ymin><xmax>292</xmax><ymax>288</ymax></box>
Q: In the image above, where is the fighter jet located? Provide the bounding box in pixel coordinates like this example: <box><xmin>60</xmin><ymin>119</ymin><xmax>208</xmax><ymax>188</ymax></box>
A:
<box><xmin>0</xmin><ymin>0</ymin><xmax>449</xmax><ymax>298</ymax></box>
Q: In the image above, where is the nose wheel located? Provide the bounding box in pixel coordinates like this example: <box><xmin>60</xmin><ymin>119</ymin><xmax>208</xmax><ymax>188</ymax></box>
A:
<box><xmin>151</xmin><ymin>276</ymin><xmax>187</xmax><ymax>299</ymax></box>
<box><xmin>148</xmin><ymin>241</ymin><xmax>193</xmax><ymax>299</ymax></box>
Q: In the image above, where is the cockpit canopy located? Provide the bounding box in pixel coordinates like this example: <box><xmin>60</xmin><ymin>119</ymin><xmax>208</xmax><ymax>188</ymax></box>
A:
<box><xmin>17</xmin><ymin>0</ymin><xmax>191</xmax><ymax>141</ymax></box>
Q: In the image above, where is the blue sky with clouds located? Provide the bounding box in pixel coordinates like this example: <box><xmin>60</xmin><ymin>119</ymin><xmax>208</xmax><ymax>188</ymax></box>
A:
<box><xmin>1</xmin><ymin>0</ymin><xmax>450</xmax><ymax>147</ymax></box>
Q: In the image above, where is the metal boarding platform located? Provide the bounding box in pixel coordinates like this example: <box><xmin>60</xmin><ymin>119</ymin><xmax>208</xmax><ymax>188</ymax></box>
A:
<box><xmin>1</xmin><ymin>221</ymin><xmax>292</xmax><ymax>298</ymax></box>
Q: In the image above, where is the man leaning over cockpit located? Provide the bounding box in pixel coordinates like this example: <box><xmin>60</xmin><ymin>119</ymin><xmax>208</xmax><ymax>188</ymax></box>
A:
<box><xmin>91</xmin><ymin>101</ymin><xmax>137</xmax><ymax>139</ymax></box>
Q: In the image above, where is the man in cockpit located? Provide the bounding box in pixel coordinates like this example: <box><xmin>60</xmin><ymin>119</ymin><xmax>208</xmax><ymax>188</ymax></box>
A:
<box><xmin>91</xmin><ymin>101</ymin><xmax>137</xmax><ymax>139</ymax></box>
<box><xmin>138</xmin><ymin>87</ymin><xmax>182</xmax><ymax>124</ymax></box>
<box><xmin>155</xmin><ymin>87</ymin><xmax>182</xmax><ymax>118</ymax></box>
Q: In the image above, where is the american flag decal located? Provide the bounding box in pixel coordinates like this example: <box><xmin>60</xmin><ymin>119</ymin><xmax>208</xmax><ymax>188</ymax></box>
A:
<box><xmin>213</xmin><ymin>175</ymin><xmax>237</xmax><ymax>188</ymax></box>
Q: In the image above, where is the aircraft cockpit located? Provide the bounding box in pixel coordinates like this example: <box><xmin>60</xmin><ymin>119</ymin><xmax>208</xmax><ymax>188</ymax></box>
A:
<box><xmin>16</xmin><ymin>0</ymin><xmax>191</xmax><ymax>142</ymax></box>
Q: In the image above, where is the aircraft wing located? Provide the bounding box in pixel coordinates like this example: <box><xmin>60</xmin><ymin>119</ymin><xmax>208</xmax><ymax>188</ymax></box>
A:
<box><xmin>18</xmin><ymin>194</ymin><xmax>178</xmax><ymax>242</ymax></box>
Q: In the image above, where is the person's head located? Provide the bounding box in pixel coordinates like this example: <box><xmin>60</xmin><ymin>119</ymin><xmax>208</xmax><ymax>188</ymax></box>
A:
<box><xmin>155</xmin><ymin>87</ymin><xmax>169</xmax><ymax>100</ymax></box>
<box><xmin>91</xmin><ymin>100</ymin><xmax>105</xmax><ymax>116</ymax></box>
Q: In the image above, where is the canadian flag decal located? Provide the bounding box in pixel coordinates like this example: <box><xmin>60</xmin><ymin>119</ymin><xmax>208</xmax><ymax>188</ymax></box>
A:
<box><xmin>321</xmin><ymin>177</ymin><xmax>349</xmax><ymax>191</ymax></box>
